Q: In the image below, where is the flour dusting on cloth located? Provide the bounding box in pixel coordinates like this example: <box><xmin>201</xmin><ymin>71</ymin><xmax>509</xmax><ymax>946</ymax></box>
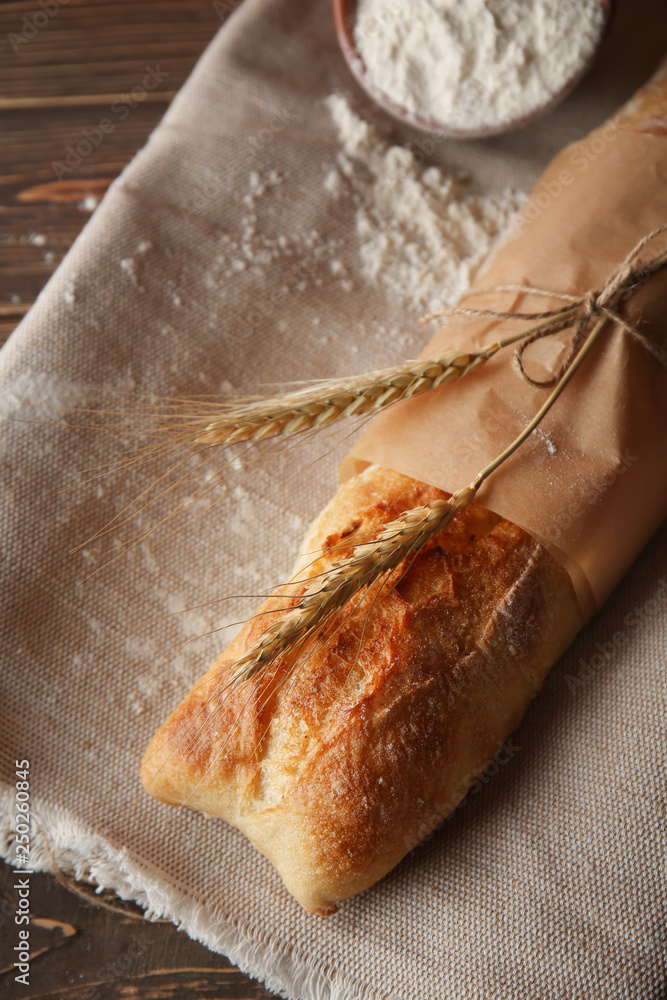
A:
<box><xmin>325</xmin><ymin>95</ymin><xmax>524</xmax><ymax>312</ymax></box>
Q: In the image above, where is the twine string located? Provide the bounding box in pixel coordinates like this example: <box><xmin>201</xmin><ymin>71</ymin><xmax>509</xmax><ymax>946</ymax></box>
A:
<box><xmin>426</xmin><ymin>225</ymin><xmax>667</xmax><ymax>388</ymax></box>
<box><xmin>215</xmin><ymin>229</ymin><xmax>667</xmax><ymax>694</ymax></box>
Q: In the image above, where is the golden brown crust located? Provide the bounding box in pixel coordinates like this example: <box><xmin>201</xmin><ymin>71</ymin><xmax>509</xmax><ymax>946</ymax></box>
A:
<box><xmin>142</xmin><ymin>465</ymin><xmax>583</xmax><ymax>913</ymax></box>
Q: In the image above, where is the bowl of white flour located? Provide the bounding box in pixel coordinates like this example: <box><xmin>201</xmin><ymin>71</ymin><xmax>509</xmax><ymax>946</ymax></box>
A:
<box><xmin>333</xmin><ymin>0</ymin><xmax>612</xmax><ymax>136</ymax></box>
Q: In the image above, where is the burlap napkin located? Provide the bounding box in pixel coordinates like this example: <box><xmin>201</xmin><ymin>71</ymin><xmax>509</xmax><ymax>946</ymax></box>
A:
<box><xmin>1</xmin><ymin>1</ymin><xmax>666</xmax><ymax>997</ymax></box>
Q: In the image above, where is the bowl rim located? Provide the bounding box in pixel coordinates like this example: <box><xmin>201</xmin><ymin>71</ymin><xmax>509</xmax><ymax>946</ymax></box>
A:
<box><xmin>331</xmin><ymin>0</ymin><xmax>615</xmax><ymax>139</ymax></box>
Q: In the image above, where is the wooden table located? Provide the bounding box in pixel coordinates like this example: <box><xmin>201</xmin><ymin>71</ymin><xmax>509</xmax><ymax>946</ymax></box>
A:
<box><xmin>0</xmin><ymin>864</ymin><xmax>277</xmax><ymax>999</ymax></box>
<box><xmin>0</xmin><ymin>0</ymin><xmax>230</xmax><ymax>344</ymax></box>
<box><xmin>0</xmin><ymin>2</ymin><xmax>277</xmax><ymax>996</ymax></box>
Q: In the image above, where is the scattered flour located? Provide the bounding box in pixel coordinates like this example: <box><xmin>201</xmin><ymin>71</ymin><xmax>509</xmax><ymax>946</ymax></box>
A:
<box><xmin>325</xmin><ymin>94</ymin><xmax>524</xmax><ymax>311</ymax></box>
<box><xmin>79</xmin><ymin>195</ymin><xmax>100</xmax><ymax>213</ymax></box>
<box><xmin>354</xmin><ymin>0</ymin><xmax>605</xmax><ymax>129</ymax></box>
<box><xmin>0</xmin><ymin>371</ymin><xmax>83</xmax><ymax>421</ymax></box>
<box><xmin>205</xmin><ymin>168</ymin><xmax>345</xmax><ymax>293</ymax></box>
<box><xmin>119</xmin><ymin>240</ymin><xmax>154</xmax><ymax>288</ymax></box>
<box><xmin>119</xmin><ymin>257</ymin><xmax>138</xmax><ymax>283</ymax></box>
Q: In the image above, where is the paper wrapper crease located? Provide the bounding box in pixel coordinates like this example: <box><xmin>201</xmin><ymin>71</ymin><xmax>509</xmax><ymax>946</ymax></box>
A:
<box><xmin>342</xmin><ymin>73</ymin><xmax>667</xmax><ymax>620</ymax></box>
<box><xmin>1</xmin><ymin>1</ymin><xmax>667</xmax><ymax>999</ymax></box>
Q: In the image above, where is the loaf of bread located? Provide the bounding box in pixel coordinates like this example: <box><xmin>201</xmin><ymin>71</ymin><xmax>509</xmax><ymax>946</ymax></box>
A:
<box><xmin>142</xmin><ymin>464</ymin><xmax>582</xmax><ymax>912</ymax></box>
<box><xmin>142</xmin><ymin>64</ymin><xmax>667</xmax><ymax>914</ymax></box>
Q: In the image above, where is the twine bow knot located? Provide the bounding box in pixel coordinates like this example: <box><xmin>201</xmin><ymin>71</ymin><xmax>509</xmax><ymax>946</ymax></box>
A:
<box><xmin>125</xmin><ymin>225</ymin><xmax>667</xmax><ymax>694</ymax></box>
<box><xmin>429</xmin><ymin>224</ymin><xmax>667</xmax><ymax>388</ymax></box>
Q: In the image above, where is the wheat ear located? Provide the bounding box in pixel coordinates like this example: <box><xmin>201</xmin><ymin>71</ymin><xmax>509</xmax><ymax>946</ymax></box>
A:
<box><xmin>230</xmin><ymin>484</ymin><xmax>476</xmax><ymax>686</ymax></box>
<box><xmin>73</xmin><ymin>311</ymin><xmax>572</xmax><ymax>458</ymax></box>
<box><xmin>182</xmin><ymin>312</ymin><xmax>574</xmax><ymax>447</ymax></box>
<box><xmin>230</xmin><ymin>308</ymin><xmax>614</xmax><ymax>689</ymax></box>
<box><xmin>193</xmin><ymin>353</ymin><xmax>494</xmax><ymax>447</ymax></box>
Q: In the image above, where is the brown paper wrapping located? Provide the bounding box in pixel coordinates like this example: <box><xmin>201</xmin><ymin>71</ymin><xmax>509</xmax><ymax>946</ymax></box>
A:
<box><xmin>341</xmin><ymin>69</ymin><xmax>667</xmax><ymax>620</ymax></box>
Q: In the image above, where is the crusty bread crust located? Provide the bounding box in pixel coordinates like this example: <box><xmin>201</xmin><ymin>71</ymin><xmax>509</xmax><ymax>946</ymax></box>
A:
<box><xmin>141</xmin><ymin>465</ymin><xmax>582</xmax><ymax>913</ymax></box>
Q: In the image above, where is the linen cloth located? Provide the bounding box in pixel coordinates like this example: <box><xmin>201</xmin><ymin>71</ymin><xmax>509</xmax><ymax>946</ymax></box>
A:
<box><xmin>1</xmin><ymin>1</ymin><xmax>666</xmax><ymax>997</ymax></box>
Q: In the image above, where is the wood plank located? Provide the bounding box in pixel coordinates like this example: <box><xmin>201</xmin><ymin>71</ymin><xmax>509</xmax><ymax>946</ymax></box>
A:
<box><xmin>0</xmin><ymin>862</ymin><xmax>277</xmax><ymax>998</ymax></box>
<box><xmin>0</xmin><ymin>0</ymin><xmax>227</xmax><ymax>338</ymax></box>
<box><xmin>0</xmin><ymin>3</ymin><xmax>283</xmax><ymax>994</ymax></box>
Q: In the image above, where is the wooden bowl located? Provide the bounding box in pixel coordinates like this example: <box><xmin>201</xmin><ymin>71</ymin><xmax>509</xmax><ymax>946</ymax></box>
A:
<box><xmin>332</xmin><ymin>0</ymin><xmax>615</xmax><ymax>138</ymax></box>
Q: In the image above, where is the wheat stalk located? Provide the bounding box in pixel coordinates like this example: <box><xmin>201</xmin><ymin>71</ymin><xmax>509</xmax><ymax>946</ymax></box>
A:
<box><xmin>185</xmin><ymin>311</ymin><xmax>576</xmax><ymax>447</ymax></box>
<box><xmin>230</xmin><ymin>484</ymin><xmax>477</xmax><ymax>686</ymax></box>
<box><xmin>193</xmin><ymin>352</ymin><xmax>494</xmax><ymax>447</ymax></box>
<box><xmin>73</xmin><ymin>309</ymin><xmax>576</xmax><ymax>459</ymax></box>
<box><xmin>229</xmin><ymin>308</ymin><xmax>614</xmax><ymax>690</ymax></box>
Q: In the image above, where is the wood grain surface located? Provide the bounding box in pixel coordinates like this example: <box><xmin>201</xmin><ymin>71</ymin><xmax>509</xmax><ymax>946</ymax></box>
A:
<box><xmin>1</xmin><ymin>2</ymin><xmax>278</xmax><ymax>997</ymax></box>
<box><xmin>0</xmin><ymin>863</ymin><xmax>278</xmax><ymax>998</ymax></box>
<box><xmin>0</xmin><ymin>0</ymin><xmax>232</xmax><ymax>344</ymax></box>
